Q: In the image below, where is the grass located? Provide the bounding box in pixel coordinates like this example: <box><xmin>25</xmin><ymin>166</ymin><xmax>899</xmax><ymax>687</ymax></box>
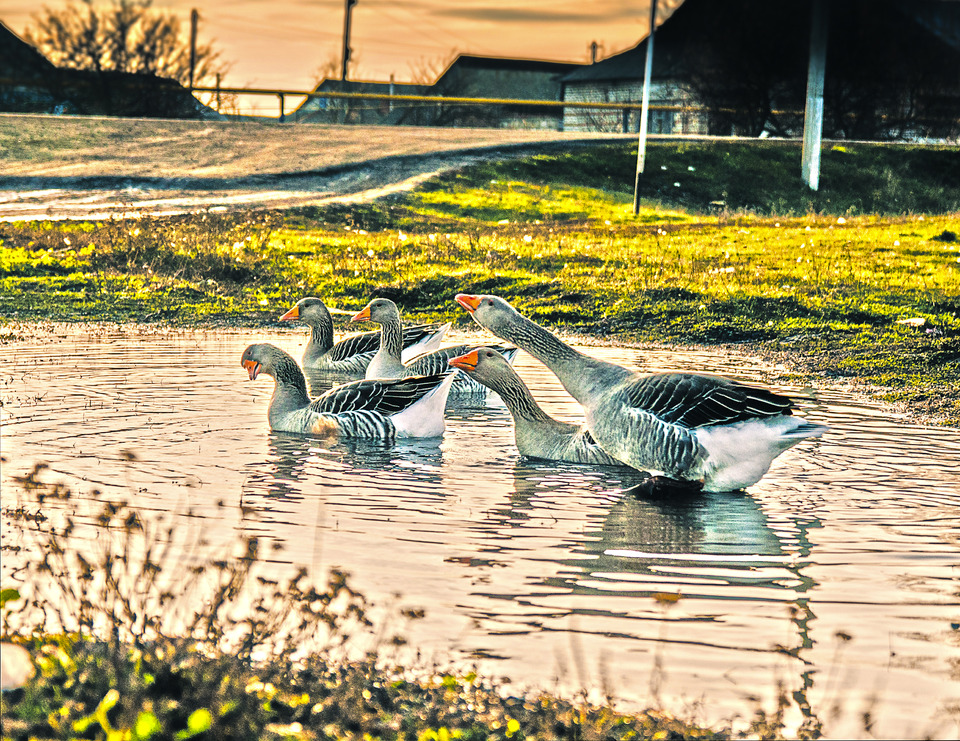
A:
<box><xmin>1</xmin><ymin>139</ymin><xmax>958</xmax><ymax>424</ymax></box>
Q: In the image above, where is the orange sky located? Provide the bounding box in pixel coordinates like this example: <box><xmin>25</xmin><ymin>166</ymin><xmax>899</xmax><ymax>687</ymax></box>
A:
<box><xmin>2</xmin><ymin>0</ymin><xmax>684</xmax><ymax>114</ymax></box>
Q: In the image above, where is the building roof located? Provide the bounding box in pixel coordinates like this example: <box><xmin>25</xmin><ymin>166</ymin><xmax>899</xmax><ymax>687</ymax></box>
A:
<box><xmin>1</xmin><ymin>21</ymin><xmax>56</xmax><ymax>78</ymax></box>
<box><xmin>312</xmin><ymin>78</ymin><xmax>425</xmax><ymax>95</ymax></box>
<box><xmin>559</xmin><ymin>40</ymin><xmax>687</xmax><ymax>84</ymax></box>
<box><xmin>561</xmin><ymin>0</ymin><xmax>960</xmax><ymax>85</ymax></box>
<box><xmin>437</xmin><ymin>54</ymin><xmax>586</xmax><ymax>80</ymax></box>
<box><xmin>901</xmin><ymin>0</ymin><xmax>960</xmax><ymax>51</ymax></box>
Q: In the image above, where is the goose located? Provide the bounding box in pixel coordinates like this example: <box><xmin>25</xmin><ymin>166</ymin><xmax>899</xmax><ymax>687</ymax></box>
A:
<box><xmin>279</xmin><ymin>297</ymin><xmax>449</xmax><ymax>373</ymax></box>
<box><xmin>351</xmin><ymin>297</ymin><xmax>518</xmax><ymax>392</ymax></box>
<box><xmin>241</xmin><ymin>343</ymin><xmax>454</xmax><ymax>439</ymax></box>
<box><xmin>455</xmin><ymin>294</ymin><xmax>828</xmax><ymax>492</ymax></box>
<box><xmin>448</xmin><ymin>347</ymin><xmax>624</xmax><ymax>466</ymax></box>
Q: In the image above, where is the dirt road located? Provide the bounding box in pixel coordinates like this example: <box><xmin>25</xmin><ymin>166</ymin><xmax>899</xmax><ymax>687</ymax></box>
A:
<box><xmin>0</xmin><ymin>114</ymin><xmax>630</xmax><ymax>221</ymax></box>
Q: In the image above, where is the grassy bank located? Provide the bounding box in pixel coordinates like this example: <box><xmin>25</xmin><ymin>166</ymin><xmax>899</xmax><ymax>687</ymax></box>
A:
<box><xmin>1</xmin><ymin>140</ymin><xmax>958</xmax><ymax>423</ymax></box>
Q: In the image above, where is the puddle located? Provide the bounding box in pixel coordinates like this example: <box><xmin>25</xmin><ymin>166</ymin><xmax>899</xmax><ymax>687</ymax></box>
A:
<box><xmin>2</xmin><ymin>324</ymin><xmax>958</xmax><ymax>738</ymax></box>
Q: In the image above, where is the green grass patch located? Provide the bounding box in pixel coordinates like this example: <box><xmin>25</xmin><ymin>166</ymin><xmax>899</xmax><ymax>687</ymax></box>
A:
<box><xmin>1</xmin><ymin>140</ymin><xmax>958</xmax><ymax>423</ymax></box>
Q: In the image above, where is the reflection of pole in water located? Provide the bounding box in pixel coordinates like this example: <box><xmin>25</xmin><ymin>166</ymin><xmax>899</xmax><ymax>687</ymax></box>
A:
<box><xmin>779</xmin><ymin>516</ymin><xmax>822</xmax><ymax>734</ymax></box>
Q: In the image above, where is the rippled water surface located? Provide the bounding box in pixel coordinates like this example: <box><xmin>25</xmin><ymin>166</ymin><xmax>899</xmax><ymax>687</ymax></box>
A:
<box><xmin>3</xmin><ymin>324</ymin><xmax>959</xmax><ymax>738</ymax></box>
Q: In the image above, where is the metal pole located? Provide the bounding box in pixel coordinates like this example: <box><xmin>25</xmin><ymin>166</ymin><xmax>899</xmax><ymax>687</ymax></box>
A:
<box><xmin>341</xmin><ymin>0</ymin><xmax>357</xmax><ymax>81</ymax></box>
<box><xmin>188</xmin><ymin>9</ymin><xmax>198</xmax><ymax>90</ymax></box>
<box><xmin>801</xmin><ymin>0</ymin><xmax>828</xmax><ymax>190</ymax></box>
<box><xmin>633</xmin><ymin>0</ymin><xmax>657</xmax><ymax>215</ymax></box>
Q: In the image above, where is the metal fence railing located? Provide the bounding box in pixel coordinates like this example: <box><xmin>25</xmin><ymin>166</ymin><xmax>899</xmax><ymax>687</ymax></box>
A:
<box><xmin>188</xmin><ymin>85</ymin><xmax>699</xmax><ymax>131</ymax></box>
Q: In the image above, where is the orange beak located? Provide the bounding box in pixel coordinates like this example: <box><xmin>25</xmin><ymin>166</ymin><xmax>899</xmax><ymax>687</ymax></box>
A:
<box><xmin>241</xmin><ymin>359</ymin><xmax>261</xmax><ymax>380</ymax></box>
<box><xmin>278</xmin><ymin>305</ymin><xmax>299</xmax><ymax>321</ymax></box>
<box><xmin>351</xmin><ymin>305</ymin><xmax>371</xmax><ymax>322</ymax></box>
<box><xmin>448</xmin><ymin>349</ymin><xmax>479</xmax><ymax>372</ymax></box>
<box><xmin>455</xmin><ymin>294</ymin><xmax>481</xmax><ymax>313</ymax></box>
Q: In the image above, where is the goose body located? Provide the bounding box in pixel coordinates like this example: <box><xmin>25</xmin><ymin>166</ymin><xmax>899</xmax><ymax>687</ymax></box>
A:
<box><xmin>449</xmin><ymin>348</ymin><xmax>623</xmax><ymax>466</ymax></box>
<box><xmin>280</xmin><ymin>297</ymin><xmax>448</xmax><ymax>373</ymax></box>
<box><xmin>241</xmin><ymin>343</ymin><xmax>454</xmax><ymax>439</ymax></box>
<box><xmin>352</xmin><ymin>298</ymin><xmax>518</xmax><ymax>392</ymax></box>
<box><xmin>455</xmin><ymin>294</ymin><xmax>828</xmax><ymax>492</ymax></box>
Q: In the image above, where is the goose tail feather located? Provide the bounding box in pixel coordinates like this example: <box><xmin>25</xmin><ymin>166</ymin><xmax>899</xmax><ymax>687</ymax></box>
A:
<box><xmin>401</xmin><ymin>322</ymin><xmax>451</xmax><ymax>362</ymax></box>
<box><xmin>390</xmin><ymin>373</ymin><xmax>456</xmax><ymax>438</ymax></box>
<box><xmin>780</xmin><ymin>421</ymin><xmax>830</xmax><ymax>439</ymax></box>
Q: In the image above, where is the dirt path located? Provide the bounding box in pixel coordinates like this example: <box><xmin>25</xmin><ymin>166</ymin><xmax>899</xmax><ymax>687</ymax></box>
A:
<box><xmin>0</xmin><ymin>114</ymin><xmax>630</xmax><ymax>221</ymax></box>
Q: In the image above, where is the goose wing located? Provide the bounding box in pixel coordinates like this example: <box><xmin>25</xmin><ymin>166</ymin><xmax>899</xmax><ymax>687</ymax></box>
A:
<box><xmin>329</xmin><ymin>330</ymin><xmax>380</xmax><ymax>361</ymax></box>
<box><xmin>310</xmin><ymin>373</ymin><xmax>451</xmax><ymax>415</ymax></box>
<box><xmin>328</xmin><ymin>323</ymin><xmax>447</xmax><ymax>362</ymax></box>
<box><xmin>407</xmin><ymin>344</ymin><xmax>518</xmax><ymax>376</ymax></box>
<box><xmin>621</xmin><ymin>373</ymin><xmax>794</xmax><ymax>429</ymax></box>
<box><xmin>401</xmin><ymin>323</ymin><xmax>448</xmax><ymax>346</ymax></box>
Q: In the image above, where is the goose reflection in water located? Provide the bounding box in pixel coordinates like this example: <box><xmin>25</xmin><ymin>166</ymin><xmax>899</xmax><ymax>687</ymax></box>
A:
<box><xmin>500</xmin><ymin>461</ymin><xmax>820</xmax><ymax>602</ymax></box>
<box><xmin>241</xmin><ymin>430</ymin><xmax>447</xmax><ymax>504</ymax></box>
<box><xmin>457</xmin><ymin>463</ymin><xmax>822</xmax><ymax>731</ymax></box>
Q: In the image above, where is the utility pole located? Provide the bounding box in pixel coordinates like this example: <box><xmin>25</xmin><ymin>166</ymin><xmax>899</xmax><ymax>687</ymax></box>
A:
<box><xmin>188</xmin><ymin>8</ymin><xmax>198</xmax><ymax>89</ymax></box>
<box><xmin>341</xmin><ymin>0</ymin><xmax>357</xmax><ymax>81</ymax></box>
<box><xmin>801</xmin><ymin>0</ymin><xmax>828</xmax><ymax>190</ymax></box>
<box><xmin>632</xmin><ymin>0</ymin><xmax>657</xmax><ymax>216</ymax></box>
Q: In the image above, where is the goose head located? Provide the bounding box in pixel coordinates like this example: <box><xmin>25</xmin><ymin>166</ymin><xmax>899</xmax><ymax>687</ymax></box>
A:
<box><xmin>241</xmin><ymin>343</ymin><xmax>287</xmax><ymax>381</ymax></box>
<box><xmin>278</xmin><ymin>297</ymin><xmax>330</xmax><ymax>325</ymax></box>
<box><xmin>351</xmin><ymin>297</ymin><xmax>400</xmax><ymax>326</ymax></box>
<box><xmin>448</xmin><ymin>346</ymin><xmax>510</xmax><ymax>380</ymax></box>
<box><xmin>455</xmin><ymin>294</ymin><xmax>521</xmax><ymax>335</ymax></box>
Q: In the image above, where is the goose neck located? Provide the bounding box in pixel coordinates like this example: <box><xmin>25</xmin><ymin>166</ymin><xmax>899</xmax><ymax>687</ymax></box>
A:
<box><xmin>500</xmin><ymin>313</ymin><xmax>628</xmax><ymax>403</ymax></box>
<box><xmin>268</xmin><ymin>354</ymin><xmax>312</xmax><ymax>420</ymax></box>
<box><xmin>488</xmin><ymin>372</ymin><xmax>553</xmax><ymax>424</ymax></box>
<box><xmin>310</xmin><ymin>310</ymin><xmax>334</xmax><ymax>353</ymax></box>
<box><xmin>378</xmin><ymin>315</ymin><xmax>404</xmax><ymax>362</ymax></box>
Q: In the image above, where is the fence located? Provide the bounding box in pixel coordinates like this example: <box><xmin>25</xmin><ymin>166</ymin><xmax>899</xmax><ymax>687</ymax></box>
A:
<box><xmin>188</xmin><ymin>85</ymin><xmax>702</xmax><ymax>133</ymax></box>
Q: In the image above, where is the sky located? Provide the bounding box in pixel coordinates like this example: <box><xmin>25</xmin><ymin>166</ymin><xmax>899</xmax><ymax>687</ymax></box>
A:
<box><xmin>2</xmin><ymin>0</ymin><xmax>684</xmax><ymax>114</ymax></box>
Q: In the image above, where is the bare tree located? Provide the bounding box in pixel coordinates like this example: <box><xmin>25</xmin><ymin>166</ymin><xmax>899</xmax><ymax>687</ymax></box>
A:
<box><xmin>311</xmin><ymin>53</ymin><xmax>343</xmax><ymax>86</ymax></box>
<box><xmin>26</xmin><ymin>0</ymin><xmax>228</xmax><ymax>89</ymax></box>
<box><xmin>406</xmin><ymin>53</ymin><xmax>454</xmax><ymax>85</ymax></box>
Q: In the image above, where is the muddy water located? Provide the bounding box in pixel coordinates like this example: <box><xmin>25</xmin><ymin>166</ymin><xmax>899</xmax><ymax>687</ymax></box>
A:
<box><xmin>2</xmin><ymin>324</ymin><xmax>958</xmax><ymax>738</ymax></box>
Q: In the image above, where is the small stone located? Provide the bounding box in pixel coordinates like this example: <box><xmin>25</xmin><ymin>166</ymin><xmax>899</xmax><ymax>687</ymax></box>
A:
<box><xmin>1</xmin><ymin>643</ymin><xmax>34</xmax><ymax>690</ymax></box>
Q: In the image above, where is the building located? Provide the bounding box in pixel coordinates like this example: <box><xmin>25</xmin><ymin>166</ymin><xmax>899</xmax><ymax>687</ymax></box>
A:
<box><xmin>429</xmin><ymin>55</ymin><xmax>584</xmax><ymax>129</ymax></box>
<box><xmin>294</xmin><ymin>54</ymin><xmax>584</xmax><ymax>129</ymax></box>
<box><xmin>292</xmin><ymin>78</ymin><xmax>429</xmax><ymax>125</ymax></box>
<box><xmin>559</xmin><ymin>38</ymin><xmax>705</xmax><ymax>135</ymax></box>
<box><xmin>1</xmin><ymin>21</ymin><xmax>219</xmax><ymax>119</ymax></box>
<box><xmin>560</xmin><ymin>0</ymin><xmax>960</xmax><ymax>140</ymax></box>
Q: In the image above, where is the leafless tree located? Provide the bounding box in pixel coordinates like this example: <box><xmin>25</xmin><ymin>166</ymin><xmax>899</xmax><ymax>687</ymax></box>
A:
<box><xmin>26</xmin><ymin>0</ymin><xmax>229</xmax><ymax>90</ymax></box>
<box><xmin>406</xmin><ymin>53</ymin><xmax>454</xmax><ymax>85</ymax></box>
<box><xmin>311</xmin><ymin>53</ymin><xmax>342</xmax><ymax>85</ymax></box>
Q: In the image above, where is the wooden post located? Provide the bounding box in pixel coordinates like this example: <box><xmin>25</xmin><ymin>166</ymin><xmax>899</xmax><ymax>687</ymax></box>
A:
<box><xmin>801</xmin><ymin>0</ymin><xmax>828</xmax><ymax>191</ymax></box>
<box><xmin>188</xmin><ymin>9</ymin><xmax>198</xmax><ymax>90</ymax></box>
<box><xmin>633</xmin><ymin>0</ymin><xmax>657</xmax><ymax>215</ymax></box>
<box><xmin>341</xmin><ymin>0</ymin><xmax>357</xmax><ymax>81</ymax></box>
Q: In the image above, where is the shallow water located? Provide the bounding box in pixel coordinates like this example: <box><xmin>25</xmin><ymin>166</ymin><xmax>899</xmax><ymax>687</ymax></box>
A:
<box><xmin>2</xmin><ymin>324</ymin><xmax>959</xmax><ymax>738</ymax></box>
